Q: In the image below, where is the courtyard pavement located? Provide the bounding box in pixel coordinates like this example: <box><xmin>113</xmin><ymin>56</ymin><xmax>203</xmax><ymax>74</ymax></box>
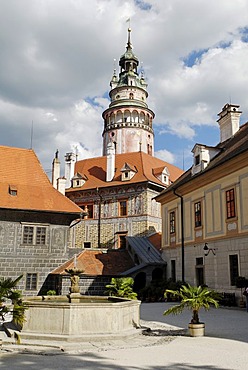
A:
<box><xmin>0</xmin><ymin>302</ymin><xmax>248</xmax><ymax>369</ymax></box>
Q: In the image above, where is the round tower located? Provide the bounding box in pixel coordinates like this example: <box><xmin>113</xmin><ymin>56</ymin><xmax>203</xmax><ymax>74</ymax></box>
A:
<box><xmin>102</xmin><ymin>28</ymin><xmax>155</xmax><ymax>156</ymax></box>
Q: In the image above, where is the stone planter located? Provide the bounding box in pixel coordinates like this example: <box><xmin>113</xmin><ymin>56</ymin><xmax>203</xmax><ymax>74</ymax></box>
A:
<box><xmin>188</xmin><ymin>323</ymin><xmax>205</xmax><ymax>337</ymax></box>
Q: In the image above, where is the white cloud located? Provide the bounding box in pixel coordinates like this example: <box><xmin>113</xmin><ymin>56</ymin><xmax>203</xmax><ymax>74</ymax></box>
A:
<box><xmin>155</xmin><ymin>149</ymin><xmax>175</xmax><ymax>164</ymax></box>
<box><xmin>0</xmin><ymin>0</ymin><xmax>248</xmax><ymax>171</ymax></box>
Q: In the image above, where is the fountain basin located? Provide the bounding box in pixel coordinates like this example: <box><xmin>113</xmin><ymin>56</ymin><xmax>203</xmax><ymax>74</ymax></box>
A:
<box><xmin>21</xmin><ymin>295</ymin><xmax>141</xmax><ymax>342</ymax></box>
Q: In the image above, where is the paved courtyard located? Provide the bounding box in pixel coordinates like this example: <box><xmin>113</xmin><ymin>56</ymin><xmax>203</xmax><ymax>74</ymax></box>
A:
<box><xmin>0</xmin><ymin>302</ymin><xmax>247</xmax><ymax>369</ymax></box>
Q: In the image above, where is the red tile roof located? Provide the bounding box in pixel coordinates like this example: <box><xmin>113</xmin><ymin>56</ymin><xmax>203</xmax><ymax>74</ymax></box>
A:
<box><xmin>66</xmin><ymin>151</ymin><xmax>183</xmax><ymax>192</ymax></box>
<box><xmin>51</xmin><ymin>249</ymin><xmax>135</xmax><ymax>276</ymax></box>
<box><xmin>0</xmin><ymin>145</ymin><xmax>82</xmax><ymax>214</ymax></box>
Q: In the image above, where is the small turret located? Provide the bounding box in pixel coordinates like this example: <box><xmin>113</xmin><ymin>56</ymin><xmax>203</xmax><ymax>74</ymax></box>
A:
<box><xmin>65</xmin><ymin>152</ymin><xmax>76</xmax><ymax>189</ymax></box>
<box><xmin>52</xmin><ymin>149</ymin><xmax>60</xmax><ymax>189</ymax></box>
<box><xmin>106</xmin><ymin>142</ymin><xmax>115</xmax><ymax>182</ymax></box>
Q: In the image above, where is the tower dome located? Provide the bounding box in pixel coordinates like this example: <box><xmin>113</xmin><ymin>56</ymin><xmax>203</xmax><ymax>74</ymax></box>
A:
<box><xmin>102</xmin><ymin>28</ymin><xmax>155</xmax><ymax>156</ymax></box>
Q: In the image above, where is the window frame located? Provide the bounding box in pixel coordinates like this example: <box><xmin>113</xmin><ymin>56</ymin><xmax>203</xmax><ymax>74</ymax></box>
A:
<box><xmin>226</xmin><ymin>188</ymin><xmax>236</xmax><ymax>219</ymax></box>
<box><xmin>169</xmin><ymin>211</ymin><xmax>176</xmax><ymax>234</ymax></box>
<box><xmin>194</xmin><ymin>201</ymin><xmax>202</xmax><ymax>228</ymax></box>
<box><xmin>119</xmin><ymin>200</ymin><xmax>128</xmax><ymax>217</ymax></box>
<box><xmin>26</xmin><ymin>273</ymin><xmax>38</xmax><ymax>290</ymax></box>
<box><xmin>22</xmin><ymin>225</ymin><xmax>47</xmax><ymax>246</ymax></box>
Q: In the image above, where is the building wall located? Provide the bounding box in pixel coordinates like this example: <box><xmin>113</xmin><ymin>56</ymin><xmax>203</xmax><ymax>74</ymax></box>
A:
<box><xmin>68</xmin><ymin>185</ymin><xmax>162</xmax><ymax>249</ymax></box>
<box><xmin>0</xmin><ymin>219</ymin><xmax>76</xmax><ymax>295</ymax></box>
<box><xmin>161</xmin><ymin>159</ymin><xmax>248</xmax><ymax>292</ymax></box>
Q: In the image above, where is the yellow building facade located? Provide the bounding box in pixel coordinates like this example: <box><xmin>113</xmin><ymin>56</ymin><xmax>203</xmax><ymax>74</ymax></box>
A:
<box><xmin>157</xmin><ymin>104</ymin><xmax>248</xmax><ymax>294</ymax></box>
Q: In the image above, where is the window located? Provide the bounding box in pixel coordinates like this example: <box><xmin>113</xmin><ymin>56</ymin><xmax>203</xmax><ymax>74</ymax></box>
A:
<box><xmin>84</xmin><ymin>242</ymin><xmax>91</xmax><ymax>248</ymax></box>
<box><xmin>229</xmin><ymin>254</ymin><xmax>239</xmax><ymax>286</ymax></box>
<box><xmin>195</xmin><ymin>155</ymin><xmax>200</xmax><ymax>165</ymax></box>
<box><xmin>26</xmin><ymin>273</ymin><xmax>37</xmax><ymax>290</ymax></box>
<box><xmin>194</xmin><ymin>201</ymin><xmax>202</xmax><ymax>227</ymax></box>
<box><xmin>22</xmin><ymin>225</ymin><xmax>47</xmax><ymax>245</ymax></box>
<box><xmin>119</xmin><ymin>235</ymin><xmax>126</xmax><ymax>249</ymax></box>
<box><xmin>195</xmin><ymin>257</ymin><xmax>204</xmax><ymax>286</ymax></box>
<box><xmin>119</xmin><ymin>200</ymin><xmax>127</xmax><ymax>216</ymax></box>
<box><xmin>170</xmin><ymin>211</ymin><xmax>175</xmax><ymax>234</ymax></box>
<box><xmin>171</xmin><ymin>260</ymin><xmax>176</xmax><ymax>282</ymax></box>
<box><xmin>36</xmin><ymin>227</ymin><xmax>46</xmax><ymax>245</ymax></box>
<box><xmin>226</xmin><ymin>189</ymin><xmax>236</xmax><ymax>219</ymax></box>
<box><xmin>23</xmin><ymin>226</ymin><xmax>34</xmax><ymax>245</ymax></box>
<box><xmin>81</xmin><ymin>204</ymin><xmax>94</xmax><ymax>218</ymax></box>
<box><xmin>9</xmin><ymin>185</ymin><xmax>17</xmax><ymax>196</ymax></box>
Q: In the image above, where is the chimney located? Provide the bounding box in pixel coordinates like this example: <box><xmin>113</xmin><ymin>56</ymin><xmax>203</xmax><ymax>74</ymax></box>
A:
<box><xmin>106</xmin><ymin>142</ymin><xmax>115</xmax><ymax>182</ymax></box>
<box><xmin>57</xmin><ymin>177</ymin><xmax>66</xmax><ymax>195</ymax></box>
<box><xmin>52</xmin><ymin>150</ymin><xmax>60</xmax><ymax>189</ymax></box>
<box><xmin>217</xmin><ymin>104</ymin><xmax>242</xmax><ymax>143</ymax></box>
<box><xmin>65</xmin><ymin>152</ymin><xmax>76</xmax><ymax>189</ymax></box>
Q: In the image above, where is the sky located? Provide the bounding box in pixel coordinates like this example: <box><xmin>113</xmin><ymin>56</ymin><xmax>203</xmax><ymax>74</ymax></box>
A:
<box><xmin>0</xmin><ymin>0</ymin><xmax>248</xmax><ymax>176</ymax></box>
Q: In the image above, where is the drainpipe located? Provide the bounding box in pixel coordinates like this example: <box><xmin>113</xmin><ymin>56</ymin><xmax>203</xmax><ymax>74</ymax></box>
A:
<box><xmin>173</xmin><ymin>188</ymin><xmax>185</xmax><ymax>283</ymax></box>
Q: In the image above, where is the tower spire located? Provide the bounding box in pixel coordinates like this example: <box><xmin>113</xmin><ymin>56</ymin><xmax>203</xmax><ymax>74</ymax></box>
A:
<box><xmin>127</xmin><ymin>27</ymin><xmax>132</xmax><ymax>51</ymax></box>
<box><xmin>102</xmin><ymin>29</ymin><xmax>155</xmax><ymax>156</ymax></box>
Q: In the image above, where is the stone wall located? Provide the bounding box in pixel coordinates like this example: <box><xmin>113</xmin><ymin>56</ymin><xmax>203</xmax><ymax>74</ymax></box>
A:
<box><xmin>0</xmin><ymin>219</ymin><xmax>80</xmax><ymax>296</ymax></box>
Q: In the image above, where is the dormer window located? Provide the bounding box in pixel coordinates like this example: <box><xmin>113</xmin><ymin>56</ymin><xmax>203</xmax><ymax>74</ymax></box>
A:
<box><xmin>191</xmin><ymin>144</ymin><xmax>220</xmax><ymax>176</ymax></box>
<box><xmin>120</xmin><ymin>162</ymin><xmax>137</xmax><ymax>181</ymax></box>
<box><xmin>71</xmin><ymin>173</ymin><xmax>86</xmax><ymax>188</ymax></box>
<box><xmin>9</xmin><ymin>185</ymin><xmax>17</xmax><ymax>196</ymax></box>
<box><xmin>195</xmin><ymin>155</ymin><xmax>200</xmax><ymax>166</ymax></box>
<box><xmin>153</xmin><ymin>166</ymin><xmax>170</xmax><ymax>185</ymax></box>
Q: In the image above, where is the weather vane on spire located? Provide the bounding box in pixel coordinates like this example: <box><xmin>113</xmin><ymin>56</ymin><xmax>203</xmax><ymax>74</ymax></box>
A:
<box><xmin>126</xmin><ymin>17</ymin><xmax>131</xmax><ymax>29</ymax></box>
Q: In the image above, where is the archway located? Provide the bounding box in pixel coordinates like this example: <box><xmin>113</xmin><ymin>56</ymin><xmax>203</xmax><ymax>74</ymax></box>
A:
<box><xmin>133</xmin><ymin>272</ymin><xmax>146</xmax><ymax>293</ymax></box>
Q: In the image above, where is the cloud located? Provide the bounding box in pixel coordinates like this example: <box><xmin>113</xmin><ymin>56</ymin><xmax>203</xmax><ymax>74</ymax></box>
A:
<box><xmin>155</xmin><ymin>149</ymin><xmax>175</xmax><ymax>164</ymax></box>
<box><xmin>0</xmin><ymin>0</ymin><xmax>248</xmax><ymax>172</ymax></box>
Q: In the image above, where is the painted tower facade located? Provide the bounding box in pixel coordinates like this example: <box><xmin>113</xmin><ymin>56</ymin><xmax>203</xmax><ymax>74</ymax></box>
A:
<box><xmin>102</xmin><ymin>28</ymin><xmax>155</xmax><ymax>156</ymax></box>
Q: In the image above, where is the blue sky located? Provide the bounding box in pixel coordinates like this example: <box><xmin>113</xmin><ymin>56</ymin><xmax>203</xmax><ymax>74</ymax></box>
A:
<box><xmin>0</xmin><ymin>0</ymin><xmax>248</xmax><ymax>174</ymax></box>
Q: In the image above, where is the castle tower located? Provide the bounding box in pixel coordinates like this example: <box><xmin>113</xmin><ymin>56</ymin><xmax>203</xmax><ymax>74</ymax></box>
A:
<box><xmin>102</xmin><ymin>28</ymin><xmax>155</xmax><ymax>156</ymax></box>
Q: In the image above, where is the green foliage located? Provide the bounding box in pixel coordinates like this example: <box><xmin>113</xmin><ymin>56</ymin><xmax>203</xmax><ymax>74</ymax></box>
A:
<box><xmin>139</xmin><ymin>279</ymin><xmax>184</xmax><ymax>302</ymax></box>
<box><xmin>164</xmin><ymin>284</ymin><xmax>221</xmax><ymax>324</ymax></box>
<box><xmin>46</xmin><ymin>290</ymin><xmax>57</xmax><ymax>296</ymax></box>
<box><xmin>0</xmin><ymin>275</ymin><xmax>28</xmax><ymax>326</ymax></box>
<box><xmin>235</xmin><ymin>276</ymin><xmax>248</xmax><ymax>302</ymax></box>
<box><xmin>235</xmin><ymin>276</ymin><xmax>248</xmax><ymax>288</ymax></box>
<box><xmin>105</xmin><ymin>277</ymin><xmax>138</xmax><ymax>300</ymax></box>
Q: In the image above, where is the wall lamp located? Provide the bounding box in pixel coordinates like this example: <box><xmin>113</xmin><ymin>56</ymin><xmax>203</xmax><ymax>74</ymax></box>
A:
<box><xmin>203</xmin><ymin>243</ymin><xmax>216</xmax><ymax>256</ymax></box>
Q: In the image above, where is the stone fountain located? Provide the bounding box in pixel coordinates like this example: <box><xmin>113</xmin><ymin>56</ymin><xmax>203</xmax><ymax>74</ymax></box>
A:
<box><xmin>21</xmin><ymin>255</ymin><xmax>141</xmax><ymax>342</ymax></box>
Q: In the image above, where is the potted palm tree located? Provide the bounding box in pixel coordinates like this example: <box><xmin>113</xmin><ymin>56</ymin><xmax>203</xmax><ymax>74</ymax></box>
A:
<box><xmin>164</xmin><ymin>284</ymin><xmax>220</xmax><ymax>337</ymax></box>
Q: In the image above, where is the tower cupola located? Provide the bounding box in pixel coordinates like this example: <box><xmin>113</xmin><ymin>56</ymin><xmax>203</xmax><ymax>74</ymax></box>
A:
<box><xmin>102</xmin><ymin>28</ymin><xmax>155</xmax><ymax>156</ymax></box>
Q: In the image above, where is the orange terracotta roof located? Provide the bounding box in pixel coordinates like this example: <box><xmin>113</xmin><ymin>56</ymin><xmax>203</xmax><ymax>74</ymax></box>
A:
<box><xmin>66</xmin><ymin>151</ymin><xmax>183</xmax><ymax>192</ymax></box>
<box><xmin>0</xmin><ymin>145</ymin><xmax>81</xmax><ymax>214</ymax></box>
<box><xmin>51</xmin><ymin>249</ymin><xmax>135</xmax><ymax>276</ymax></box>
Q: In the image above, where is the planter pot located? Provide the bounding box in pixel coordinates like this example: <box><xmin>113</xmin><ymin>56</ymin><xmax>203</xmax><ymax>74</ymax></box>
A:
<box><xmin>188</xmin><ymin>323</ymin><xmax>205</xmax><ymax>337</ymax></box>
<box><xmin>239</xmin><ymin>299</ymin><xmax>246</xmax><ymax>308</ymax></box>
